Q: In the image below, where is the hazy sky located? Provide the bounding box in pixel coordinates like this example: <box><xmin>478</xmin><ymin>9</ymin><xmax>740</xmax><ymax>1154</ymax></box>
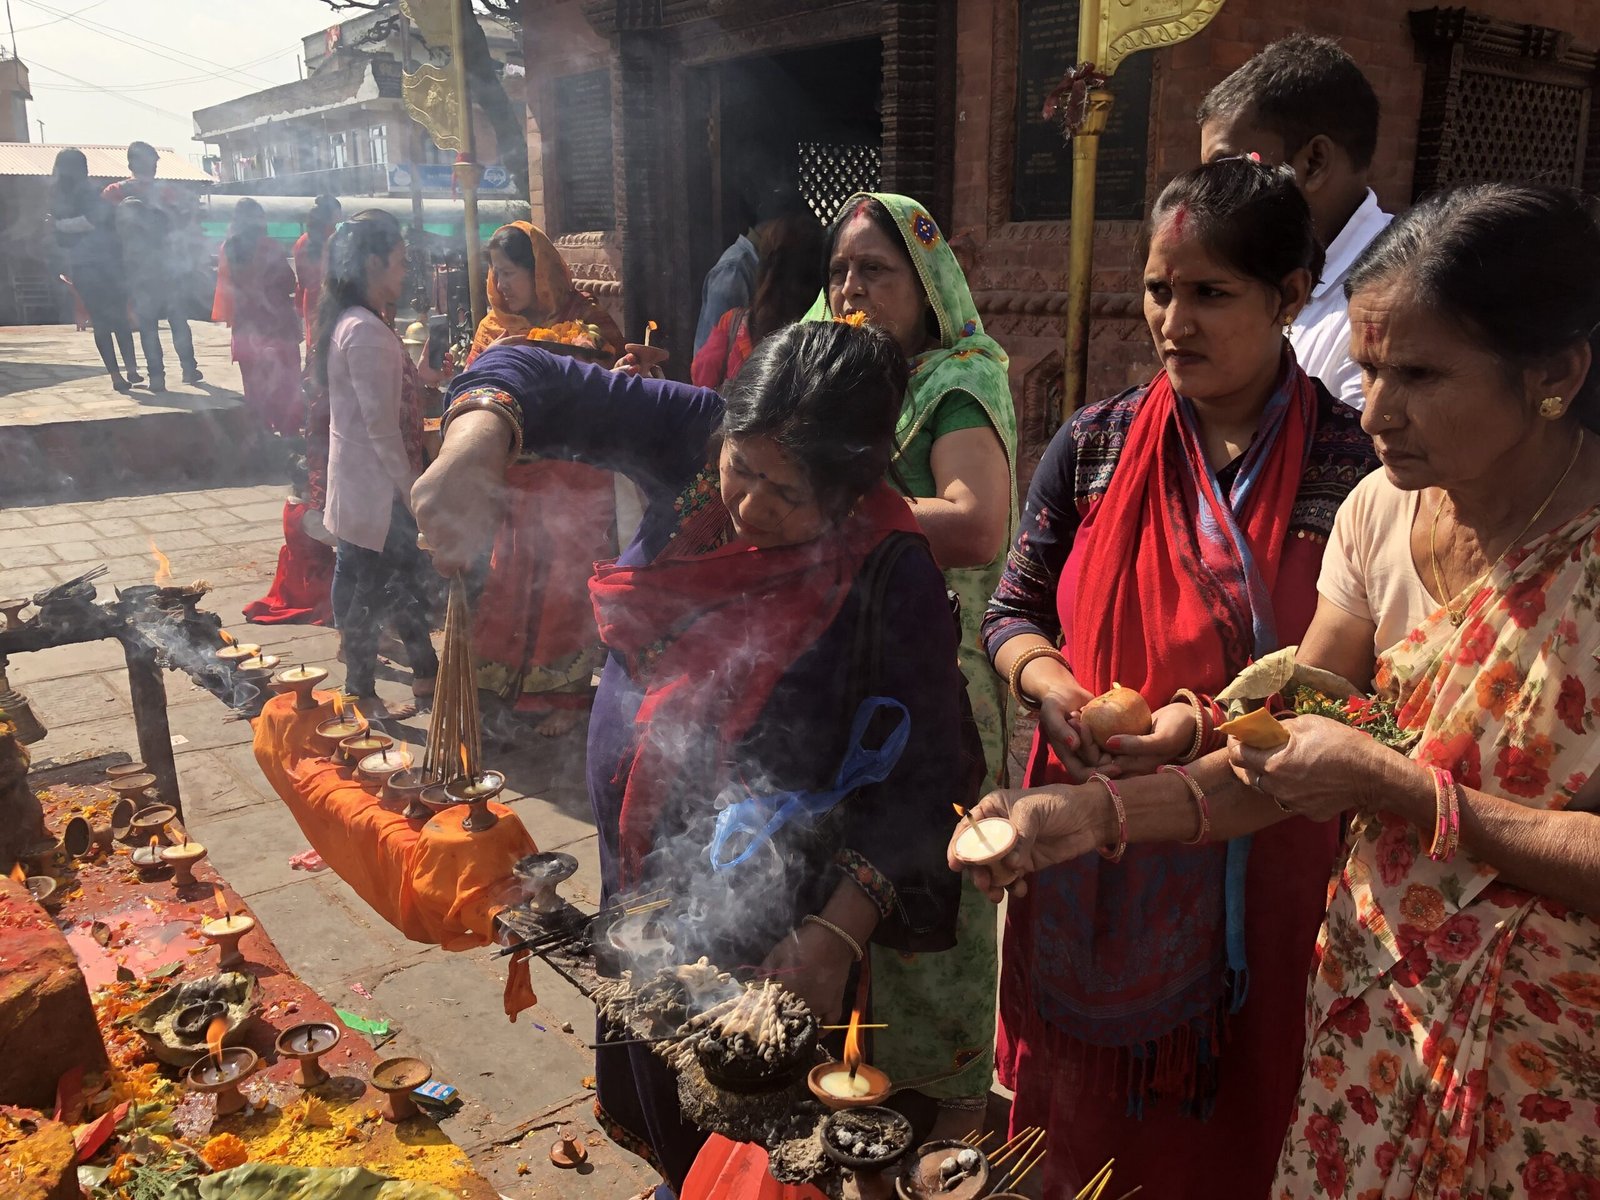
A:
<box><xmin>9</xmin><ymin>0</ymin><xmax>344</xmax><ymax>160</ymax></box>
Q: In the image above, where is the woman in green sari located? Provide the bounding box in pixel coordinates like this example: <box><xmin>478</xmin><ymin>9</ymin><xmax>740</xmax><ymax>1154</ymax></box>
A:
<box><xmin>813</xmin><ymin>192</ymin><xmax>1017</xmax><ymax>1129</ymax></box>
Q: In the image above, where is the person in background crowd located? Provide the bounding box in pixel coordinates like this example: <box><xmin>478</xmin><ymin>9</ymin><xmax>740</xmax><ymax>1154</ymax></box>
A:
<box><xmin>243</xmin><ymin>453</ymin><xmax>336</xmax><ymax>627</ymax></box>
<box><xmin>316</xmin><ymin>210</ymin><xmax>437</xmax><ymax>711</ymax></box>
<box><xmin>294</xmin><ymin>194</ymin><xmax>342</xmax><ymax>348</ymax></box>
<box><xmin>213</xmin><ymin>198</ymin><xmax>303</xmax><ymax>437</ymax></box>
<box><xmin>1199</xmin><ymin>33</ymin><xmax>1390</xmax><ymax>410</ymax></box>
<box><xmin>693</xmin><ymin>184</ymin><xmax>807</xmax><ymax>354</ymax></box>
<box><xmin>979</xmin><ymin>158</ymin><xmax>1378</xmax><ymax>1198</ymax></box>
<box><xmin>815</xmin><ymin>192</ymin><xmax>1016</xmax><ymax>1136</ymax></box>
<box><xmin>461</xmin><ymin>221</ymin><xmax>625</xmax><ymax>735</ymax></box>
<box><xmin>964</xmin><ymin>182</ymin><xmax>1600</xmax><ymax>1200</ymax></box>
<box><xmin>105</xmin><ymin>141</ymin><xmax>202</xmax><ymax>390</ymax></box>
<box><xmin>49</xmin><ymin>148</ymin><xmax>140</xmax><ymax>392</ymax></box>
<box><xmin>691</xmin><ymin>212</ymin><xmax>824</xmax><ymax>390</ymax></box>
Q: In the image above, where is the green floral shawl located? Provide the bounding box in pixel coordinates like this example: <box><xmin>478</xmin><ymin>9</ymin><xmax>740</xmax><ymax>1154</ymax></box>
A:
<box><xmin>809</xmin><ymin>191</ymin><xmax>1016</xmax><ymax>1100</ymax></box>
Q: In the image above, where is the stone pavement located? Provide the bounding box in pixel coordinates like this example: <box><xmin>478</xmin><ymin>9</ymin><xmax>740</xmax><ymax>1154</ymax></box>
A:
<box><xmin>0</xmin><ymin>323</ymin><xmax>270</xmax><ymax>501</ymax></box>
<box><xmin>0</xmin><ymin>483</ymin><xmax>658</xmax><ymax>1199</ymax></box>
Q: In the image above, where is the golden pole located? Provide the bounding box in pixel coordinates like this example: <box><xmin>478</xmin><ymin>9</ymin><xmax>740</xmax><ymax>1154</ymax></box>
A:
<box><xmin>1062</xmin><ymin>87</ymin><xmax>1112</xmax><ymax>421</ymax></box>
<box><xmin>450</xmin><ymin>0</ymin><xmax>485</xmax><ymax>327</ymax></box>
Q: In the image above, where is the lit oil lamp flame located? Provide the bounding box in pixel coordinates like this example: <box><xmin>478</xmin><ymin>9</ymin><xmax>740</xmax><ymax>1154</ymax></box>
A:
<box><xmin>206</xmin><ymin>1014</ymin><xmax>228</xmax><ymax>1070</ymax></box>
<box><xmin>8</xmin><ymin>863</ymin><xmax>24</xmax><ymax>885</ymax></box>
<box><xmin>149</xmin><ymin>835</ymin><xmax>159</xmax><ymax>854</ymax></box>
<box><xmin>458</xmin><ymin>742</ymin><xmax>471</xmax><ymax>783</ymax></box>
<box><xmin>842</xmin><ymin>999</ymin><xmax>864</xmax><ymax>1082</ymax></box>
<box><xmin>150</xmin><ymin>539</ymin><xmax>173</xmax><ymax>587</ymax></box>
<box><xmin>349</xmin><ymin>703</ymin><xmax>364</xmax><ymax>726</ymax></box>
<box><xmin>218</xmin><ymin>629</ymin><xmax>236</xmax><ymax>647</ymax></box>
<box><xmin>643</xmin><ymin>319</ymin><xmax>658</xmax><ymax>347</ymax></box>
<box><xmin>212</xmin><ymin>884</ymin><xmax>228</xmax><ymax>920</ymax></box>
<box><xmin>331</xmin><ymin>692</ymin><xmax>346</xmax><ymax>719</ymax></box>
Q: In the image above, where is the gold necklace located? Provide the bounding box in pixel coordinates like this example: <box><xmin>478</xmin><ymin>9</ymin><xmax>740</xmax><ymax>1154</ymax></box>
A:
<box><xmin>1429</xmin><ymin>430</ymin><xmax>1585</xmax><ymax>626</ymax></box>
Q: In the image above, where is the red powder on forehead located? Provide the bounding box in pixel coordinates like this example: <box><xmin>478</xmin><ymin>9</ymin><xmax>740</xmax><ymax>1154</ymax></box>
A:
<box><xmin>1168</xmin><ymin>202</ymin><xmax>1190</xmax><ymax>239</ymax></box>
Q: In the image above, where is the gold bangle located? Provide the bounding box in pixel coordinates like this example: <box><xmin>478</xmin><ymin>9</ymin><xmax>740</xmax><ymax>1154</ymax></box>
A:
<box><xmin>1173</xmin><ymin>688</ymin><xmax>1207</xmax><ymax>763</ymax></box>
<box><xmin>1007</xmin><ymin>645</ymin><xmax>1068</xmax><ymax>712</ymax></box>
<box><xmin>441</xmin><ymin>391</ymin><xmax>524</xmax><ymax>459</ymax></box>
<box><xmin>801</xmin><ymin>914</ymin><xmax>865</xmax><ymax>962</ymax></box>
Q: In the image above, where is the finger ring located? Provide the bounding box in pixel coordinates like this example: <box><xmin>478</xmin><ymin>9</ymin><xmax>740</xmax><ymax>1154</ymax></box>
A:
<box><xmin>1249</xmin><ymin>770</ymin><xmax>1264</xmax><ymax>791</ymax></box>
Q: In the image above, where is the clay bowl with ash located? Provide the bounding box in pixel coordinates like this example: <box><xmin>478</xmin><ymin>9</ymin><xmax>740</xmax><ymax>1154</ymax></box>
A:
<box><xmin>821</xmin><ymin>1106</ymin><xmax>914</xmax><ymax>1174</ymax></box>
<box><xmin>591</xmin><ymin>904</ymin><xmax>677</xmax><ymax>978</ymax></box>
<box><xmin>895</xmin><ymin>1139</ymin><xmax>990</xmax><ymax>1200</ymax></box>
<box><xmin>126</xmin><ymin>972</ymin><xmax>259</xmax><ymax>1067</ymax></box>
<box><xmin>685</xmin><ymin>980</ymin><xmax>819</xmax><ymax>1094</ymax></box>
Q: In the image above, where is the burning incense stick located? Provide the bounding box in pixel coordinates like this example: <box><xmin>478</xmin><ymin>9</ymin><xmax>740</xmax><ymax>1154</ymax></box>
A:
<box><xmin>424</xmin><ymin>575</ymin><xmax>481</xmax><ymax>785</ymax></box>
<box><xmin>820</xmin><ymin>1022</ymin><xmax>888</xmax><ymax>1031</ymax></box>
<box><xmin>986</xmin><ymin>1125</ymin><xmax>1039</xmax><ymax>1160</ymax></box>
<box><xmin>1006</xmin><ymin>1141</ymin><xmax>1048</xmax><ymax>1191</ymax></box>
<box><xmin>989</xmin><ymin>1126</ymin><xmax>1043</xmax><ymax>1169</ymax></box>
<box><xmin>961</xmin><ymin>1130</ymin><xmax>995</xmax><ymax>1150</ymax></box>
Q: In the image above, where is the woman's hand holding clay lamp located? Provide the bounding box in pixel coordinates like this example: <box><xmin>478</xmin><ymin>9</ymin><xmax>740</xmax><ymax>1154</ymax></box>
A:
<box><xmin>948</xmin><ymin>782</ymin><xmax>1127</xmax><ymax>903</ymax></box>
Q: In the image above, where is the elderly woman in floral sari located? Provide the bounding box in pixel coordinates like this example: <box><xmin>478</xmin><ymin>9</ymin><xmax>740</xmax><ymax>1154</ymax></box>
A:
<box><xmin>958</xmin><ymin>182</ymin><xmax>1600</xmax><ymax>1198</ymax></box>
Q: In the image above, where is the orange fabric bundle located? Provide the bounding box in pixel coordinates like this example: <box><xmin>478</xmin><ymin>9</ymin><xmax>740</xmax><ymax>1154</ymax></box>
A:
<box><xmin>252</xmin><ymin>692</ymin><xmax>535</xmax><ymax>949</ymax></box>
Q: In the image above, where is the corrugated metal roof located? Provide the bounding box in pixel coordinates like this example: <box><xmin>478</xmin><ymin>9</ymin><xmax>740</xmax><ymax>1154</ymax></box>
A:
<box><xmin>0</xmin><ymin>142</ymin><xmax>214</xmax><ymax>181</ymax></box>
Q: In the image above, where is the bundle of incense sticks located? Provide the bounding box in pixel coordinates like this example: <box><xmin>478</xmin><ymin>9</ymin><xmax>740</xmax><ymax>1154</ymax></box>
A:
<box><xmin>423</xmin><ymin>574</ymin><xmax>481</xmax><ymax>784</ymax></box>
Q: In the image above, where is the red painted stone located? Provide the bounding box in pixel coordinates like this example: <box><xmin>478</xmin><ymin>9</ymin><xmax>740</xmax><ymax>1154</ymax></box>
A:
<box><xmin>0</xmin><ymin>877</ymin><xmax>107</xmax><ymax>1109</ymax></box>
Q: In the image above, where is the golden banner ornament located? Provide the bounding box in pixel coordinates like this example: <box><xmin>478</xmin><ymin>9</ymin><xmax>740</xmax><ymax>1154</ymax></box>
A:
<box><xmin>404</xmin><ymin>64</ymin><xmax>462</xmax><ymax>153</ymax></box>
<box><xmin>398</xmin><ymin>0</ymin><xmax>454</xmax><ymax>49</ymax></box>
<box><xmin>1097</xmin><ymin>0</ymin><xmax>1228</xmax><ymax>75</ymax></box>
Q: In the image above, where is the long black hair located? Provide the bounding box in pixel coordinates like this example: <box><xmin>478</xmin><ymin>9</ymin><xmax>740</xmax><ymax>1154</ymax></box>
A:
<box><xmin>223</xmin><ymin>197</ymin><xmax>267</xmax><ymax>271</ymax></box>
<box><xmin>307</xmin><ymin>193</ymin><xmax>341</xmax><ymax>242</ymax></box>
<box><xmin>1347</xmin><ymin>183</ymin><xmax>1600</xmax><ymax>433</ymax></box>
<box><xmin>312</xmin><ymin>209</ymin><xmax>405</xmax><ymax>389</ymax></box>
<box><xmin>50</xmin><ymin>148</ymin><xmax>91</xmax><ymax>216</ymax></box>
<box><xmin>750</xmin><ymin>213</ymin><xmax>825</xmax><ymax>342</ymax></box>
<box><xmin>1139</xmin><ymin>156</ymin><xmax>1324</xmax><ymax>307</ymax></box>
<box><xmin>720</xmin><ymin>320</ymin><xmax>908</xmax><ymax>522</ymax></box>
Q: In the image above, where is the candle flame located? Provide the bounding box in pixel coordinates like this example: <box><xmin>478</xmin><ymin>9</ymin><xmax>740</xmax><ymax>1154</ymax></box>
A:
<box><xmin>150</xmin><ymin>539</ymin><xmax>173</xmax><ymax>587</ymax></box>
<box><xmin>206</xmin><ymin>1015</ymin><xmax>228</xmax><ymax>1069</ymax></box>
<box><xmin>218</xmin><ymin>629</ymin><xmax>236</xmax><ymax>647</ymax></box>
<box><xmin>951</xmin><ymin>803</ymin><xmax>966</xmax><ymax>819</ymax></box>
<box><xmin>331</xmin><ymin>693</ymin><xmax>346</xmax><ymax>719</ymax></box>
<box><xmin>212</xmin><ymin>884</ymin><xmax>228</xmax><ymax>920</ymax></box>
<box><xmin>458</xmin><ymin>742</ymin><xmax>470</xmax><ymax>781</ymax></box>
<box><xmin>842</xmin><ymin>999</ymin><xmax>864</xmax><ymax>1079</ymax></box>
<box><xmin>8</xmin><ymin>863</ymin><xmax>24</xmax><ymax>884</ymax></box>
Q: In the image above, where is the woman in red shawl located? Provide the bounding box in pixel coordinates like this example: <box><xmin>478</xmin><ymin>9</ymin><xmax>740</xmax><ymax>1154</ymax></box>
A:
<box><xmin>292</xmin><ymin>194</ymin><xmax>341</xmax><ymax>348</ymax></box>
<box><xmin>212</xmin><ymin>198</ymin><xmax>302</xmax><ymax>436</ymax></box>
<box><xmin>974</xmin><ymin>159</ymin><xmax>1378</xmax><ymax>1198</ymax></box>
<box><xmin>463</xmin><ymin>221</ymin><xmax>624</xmax><ymax>736</ymax></box>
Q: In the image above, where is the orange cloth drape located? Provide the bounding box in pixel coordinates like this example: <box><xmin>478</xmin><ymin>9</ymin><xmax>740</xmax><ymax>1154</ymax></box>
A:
<box><xmin>681</xmin><ymin>1137</ymin><xmax>828</xmax><ymax>1200</ymax></box>
<box><xmin>252</xmin><ymin>692</ymin><xmax>536</xmax><ymax>949</ymax></box>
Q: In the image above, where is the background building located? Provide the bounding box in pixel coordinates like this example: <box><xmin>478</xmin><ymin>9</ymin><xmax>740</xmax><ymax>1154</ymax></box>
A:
<box><xmin>0</xmin><ymin>51</ymin><xmax>30</xmax><ymax>143</ymax></box>
<box><xmin>193</xmin><ymin>3</ymin><xmax>523</xmax><ymax>199</ymax></box>
<box><xmin>518</xmin><ymin>0</ymin><xmax>1600</xmax><ymax>479</ymax></box>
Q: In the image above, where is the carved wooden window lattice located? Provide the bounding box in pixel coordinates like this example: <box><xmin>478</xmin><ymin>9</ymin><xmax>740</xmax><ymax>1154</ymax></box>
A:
<box><xmin>798</xmin><ymin>142</ymin><xmax>882</xmax><ymax>223</ymax></box>
<box><xmin>1409</xmin><ymin>7</ymin><xmax>1600</xmax><ymax>199</ymax></box>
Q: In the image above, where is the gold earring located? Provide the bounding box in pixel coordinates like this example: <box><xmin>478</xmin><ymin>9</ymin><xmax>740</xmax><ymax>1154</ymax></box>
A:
<box><xmin>1541</xmin><ymin>395</ymin><xmax>1565</xmax><ymax>419</ymax></box>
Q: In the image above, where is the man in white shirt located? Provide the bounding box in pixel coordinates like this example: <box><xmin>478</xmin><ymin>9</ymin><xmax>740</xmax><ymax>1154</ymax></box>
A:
<box><xmin>1198</xmin><ymin>35</ymin><xmax>1391</xmax><ymax>410</ymax></box>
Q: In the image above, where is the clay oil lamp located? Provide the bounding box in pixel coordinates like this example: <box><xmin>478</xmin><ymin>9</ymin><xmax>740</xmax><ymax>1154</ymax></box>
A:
<box><xmin>0</xmin><ymin>598</ymin><xmax>29</xmax><ymax>630</ymax></box>
<box><xmin>809</xmin><ymin>1003</ymin><xmax>890</xmax><ymax>1110</ymax></box>
<box><xmin>201</xmin><ymin>886</ymin><xmax>255</xmax><ymax>969</ymax></box>
<box><xmin>275</xmin><ymin>1021</ymin><xmax>341</xmax><ymax>1088</ymax></box>
<box><xmin>214</xmin><ymin>631</ymin><xmax>260</xmax><ymax>668</ymax></box>
<box><xmin>895</xmin><ymin>1139</ymin><xmax>992</xmax><ymax>1200</ymax></box>
<box><xmin>62</xmin><ymin>815</ymin><xmax>93</xmax><ymax>860</ymax></box>
<box><xmin>417</xmin><ymin>782</ymin><xmax>458</xmax><ymax>818</ymax></box>
<box><xmin>234</xmin><ymin>654</ymin><xmax>280</xmax><ymax>685</ymax></box>
<box><xmin>24</xmin><ymin>874</ymin><xmax>59</xmax><ymax>909</ymax></box>
<box><xmin>110</xmin><ymin>798</ymin><xmax>136</xmax><ymax>843</ymax></box>
<box><xmin>359</xmin><ymin>746</ymin><xmax>412</xmax><ymax>791</ymax></box>
<box><xmin>160</xmin><ymin>835</ymin><xmax>206</xmax><ymax>887</ymax></box>
<box><xmin>339</xmin><ymin>729</ymin><xmax>393</xmax><ymax>766</ymax></box>
<box><xmin>822</xmin><ymin>1107</ymin><xmax>914</xmax><ymax>1186</ymax></box>
<box><xmin>314</xmin><ymin>695</ymin><xmax>368</xmax><ymax>758</ymax></box>
<box><xmin>130</xmin><ymin>804</ymin><xmax>177</xmax><ymax>846</ymax></box>
<box><xmin>513</xmin><ymin>851</ymin><xmax>579</xmax><ymax>914</ymax></box>
<box><xmin>371</xmin><ymin>1056</ymin><xmax>432</xmax><ymax>1122</ymax></box>
<box><xmin>131</xmin><ymin>836</ymin><xmax>166</xmax><ymax>878</ymax></box>
<box><xmin>549</xmin><ymin>1125</ymin><xmax>589</xmax><ymax>1169</ymax></box>
<box><xmin>272</xmin><ymin>664</ymin><xmax>329</xmax><ymax>711</ymax></box>
<box><xmin>444</xmin><ymin>765</ymin><xmax>505</xmax><ymax>834</ymax></box>
<box><xmin>950</xmin><ymin>804</ymin><xmax>1017</xmax><ymax>869</ymax></box>
<box><xmin>624</xmin><ymin>320</ymin><xmax>670</xmax><ymax>375</ymax></box>
<box><xmin>384</xmin><ymin>767</ymin><xmax>432</xmax><ymax>819</ymax></box>
<box><xmin>105</xmin><ymin>761</ymin><xmax>148</xmax><ymax>781</ymax></box>
<box><xmin>108</xmin><ymin>773</ymin><xmax>158</xmax><ymax>811</ymax></box>
<box><xmin>186</xmin><ymin>1021</ymin><xmax>259</xmax><ymax>1117</ymax></box>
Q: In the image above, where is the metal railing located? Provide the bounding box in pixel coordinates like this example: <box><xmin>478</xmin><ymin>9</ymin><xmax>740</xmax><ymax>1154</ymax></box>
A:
<box><xmin>212</xmin><ymin>161</ymin><xmax>390</xmax><ymax>197</ymax></box>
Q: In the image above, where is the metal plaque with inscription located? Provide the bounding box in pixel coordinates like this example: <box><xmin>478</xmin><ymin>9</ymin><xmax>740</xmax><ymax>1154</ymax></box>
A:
<box><xmin>1014</xmin><ymin>0</ymin><xmax>1153</xmax><ymax>222</ymax></box>
<box><xmin>555</xmin><ymin>70</ymin><xmax>616</xmax><ymax>232</ymax></box>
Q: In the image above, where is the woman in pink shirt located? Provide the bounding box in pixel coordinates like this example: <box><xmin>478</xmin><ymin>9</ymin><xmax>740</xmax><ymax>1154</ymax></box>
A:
<box><xmin>315</xmin><ymin>210</ymin><xmax>438</xmax><ymax>708</ymax></box>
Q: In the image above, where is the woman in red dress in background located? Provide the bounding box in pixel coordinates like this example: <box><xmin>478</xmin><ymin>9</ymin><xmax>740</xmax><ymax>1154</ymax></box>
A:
<box><xmin>292</xmin><ymin>194</ymin><xmax>341</xmax><ymax>348</ymax></box>
<box><xmin>212</xmin><ymin>198</ymin><xmax>302</xmax><ymax>437</ymax></box>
